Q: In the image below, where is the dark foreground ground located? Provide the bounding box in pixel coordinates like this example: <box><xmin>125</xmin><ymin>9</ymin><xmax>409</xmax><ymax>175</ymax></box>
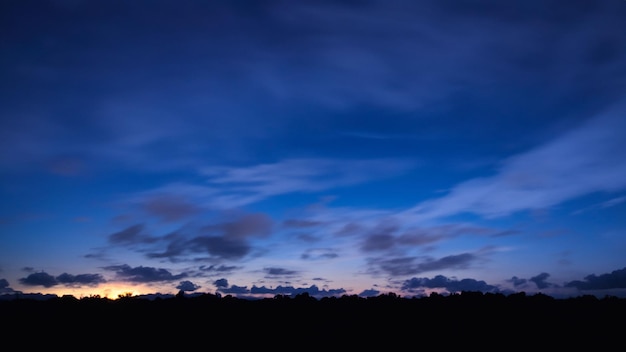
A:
<box><xmin>2</xmin><ymin>291</ymin><xmax>625</xmax><ymax>348</ymax></box>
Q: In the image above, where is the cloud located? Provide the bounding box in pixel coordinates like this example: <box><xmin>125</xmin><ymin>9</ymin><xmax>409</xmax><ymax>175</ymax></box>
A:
<box><xmin>3</xmin><ymin>0</ymin><xmax>624</xmax><ymax>175</ymax></box>
<box><xmin>212</xmin><ymin>277</ymin><xmax>347</xmax><ymax>298</ymax></box>
<box><xmin>264</xmin><ymin>267</ymin><xmax>299</xmax><ymax>278</ymax></box>
<box><xmin>564</xmin><ymin>267</ymin><xmax>626</xmax><ymax>290</ymax></box>
<box><xmin>248</xmin><ymin>284</ymin><xmax>347</xmax><ymax>298</ymax></box>
<box><xmin>199</xmin><ymin>265</ymin><xmax>240</xmax><ymax>274</ymax></box>
<box><xmin>200</xmin><ymin>158</ymin><xmax>416</xmax><ymax>207</ymax></box>
<box><xmin>508</xmin><ymin>276</ymin><xmax>528</xmax><ymax>287</ymax></box>
<box><xmin>0</xmin><ymin>278</ymin><xmax>16</xmax><ymax>294</ymax></box>
<box><xmin>176</xmin><ymin>280</ymin><xmax>201</xmax><ymax>292</ymax></box>
<box><xmin>403</xmin><ymin>106</ymin><xmax>626</xmax><ymax>220</ymax></box>
<box><xmin>401</xmin><ymin>274</ymin><xmax>500</xmax><ymax>294</ymax></box>
<box><xmin>127</xmin><ymin>158</ymin><xmax>414</xmax><ymax>212</ymax></box>
<box><xmin>368</xmin><ymin>252</ymin><xmax>481</xmax><ymax>277</ymax></box>
<box><xmin>359</xmin><ymin>222</ymin><xmax>514</xmax><ymax>252</ymax></box>
<box><xmin>359</xmin><ymin>288</ymin><xmax>381</xmax><ymax>297</ymax></box>
<box><xmin>103</xmin><ymin>264</ymin><xmax>187</xmax><ymax>283</ymax></box>
<box><xmin>573</xmin><ymin>195</ymin><xmax>626</xmax><ymax>215</ymax></box>
<box><xmin>108</xmin><ymin>223</ymin><xmax>156</xmax><ymax>245</ymax></box>
<box><xmin>213</xmin><ymin>278</ymin><xmax>228</xmax><ymax>288</ymax></box>
<box><xmin>19</xmin><ymin>272</ymin><xmax>59</xmax><ymax>287</ymax></box>
<box><xmin>56</xmin><ymin>273</ymin><xmax>106</xmax><ymax>287</ymax></box>
<box><xmin>178</xmin><ymin>236</ymin><xmax>250</xmax><ymax>260</ymax></box>
<box><xmin>219</xmin><ymin>285</ymin><xmax>249</xmax><ymax>295</ymax></box>
<box><xmin>141</xmin><ymin>195</ymin><xmax>202</xmax><ymax>222</ymax></box>
<box><xmin>529</xmin><ymin>272</ymin><xmax>555</xmax><ymax>290</ymax></box>
<box><xmin>18</xmin><ymin>271</ymin><xmax>106</xmax><ymax>288</ymax></box>
<box><xmin>107</xmin><ymin>212</ymin><xmax>273</xmax><ymax>262</ymax></box>
<box><xmin>201</xmin><ymin>213</ymin><xmax>273</xmax><ymax>239</ymax></box>
<box><xmin>301</xmin><ymin>248</ymin><xmax>339</xmax><ymax>260</ymax></box>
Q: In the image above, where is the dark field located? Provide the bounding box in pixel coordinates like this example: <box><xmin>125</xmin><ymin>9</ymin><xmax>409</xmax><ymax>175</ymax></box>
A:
<box><xmin>3</xmin><ymin>291</ymin><xmax>624</xmax><ymax>348</ymax></box>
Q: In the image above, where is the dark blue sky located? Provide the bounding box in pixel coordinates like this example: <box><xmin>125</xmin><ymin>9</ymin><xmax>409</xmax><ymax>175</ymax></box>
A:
<box><xmin>1</xmin><ymin>0</ymin><xmax>626</xmax><ymax>299</ymax></box>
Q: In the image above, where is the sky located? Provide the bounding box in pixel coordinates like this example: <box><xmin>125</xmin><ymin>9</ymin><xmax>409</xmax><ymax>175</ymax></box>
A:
<box><xmin>1</xmin><ymin>0</ymin><xmax>626</xmax><ymax>300</ymax></box>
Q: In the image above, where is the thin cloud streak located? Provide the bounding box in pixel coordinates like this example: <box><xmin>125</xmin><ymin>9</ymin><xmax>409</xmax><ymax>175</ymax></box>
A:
<box><xmin>130</xmin><ymin>158</ymin><xmax>416</xmax><ymax>209</ymax></box>
<box><xmin>402</xmin><ymin>105</ymin><xmax>626</xmax><ymax>221</ymax></box>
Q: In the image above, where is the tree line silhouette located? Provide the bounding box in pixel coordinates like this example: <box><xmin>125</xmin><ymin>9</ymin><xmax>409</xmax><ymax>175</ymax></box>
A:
<box><xmin>3</xmin><ymin>291</ymin><xmax>624</xmax><ymax>348</ymax></box>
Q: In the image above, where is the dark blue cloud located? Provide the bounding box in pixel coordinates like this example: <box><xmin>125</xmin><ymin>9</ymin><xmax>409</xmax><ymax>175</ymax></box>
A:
<box><xmin>103</xmin><ymin>264</ymin><xmax>187</xmax><ymax>283</ymax></box>
<box><xmin>401</xmin><ymin>274</ymin><xmax>499</xmax><ymax>294</ymax></box>
<box><xmin>176</xmin><ymin>280</ymin><xmax>201</xmax><ymax>292</ymax></box>
<box><xmin>565</xmin><ymin>267</ymin><xmax>626</xmax><ymax>290</ymax></box>
<box><xmin>369</xmin><ymin>252</ymin><xmax>480</xmax><ymax>277</ymax></box>
<box><xmin>248</xmin><ymin>284</ymin><xmax>347</xmax><ymax>298</ymax></box>
<box><xmin>108</xmin><ymin>223</ymin><xmax>154</xmax><ymax>245</ymax></box>
<box><xmin>213</xmin><ymin>278</ymin><xmax>229</xmax><ymax>288</ymax></box>
<box><xmin>530</xmin><ymin>272</ymin><xmax>555</xmax><ymax>290</ymax></box>
<box><xmin>18</xmin><ymin>271</ymin><xmax>106</xmax><ymax>288</ymax></box>
<box><xmin>56</xmin><ymin>273</ymin><xmax>106</xmax><ymax>286</ymax></box>
<box><xmin>19</xmin><ymin>272</ymin><xmax>58</xmax><ymax>287</ymax></box>
<box><xmin>264</xmin><ymin>267</ymin><xmax>299</xmax><ymax>277</ymax></box>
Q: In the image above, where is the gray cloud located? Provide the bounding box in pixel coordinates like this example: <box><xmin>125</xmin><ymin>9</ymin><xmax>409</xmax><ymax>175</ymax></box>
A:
<box><xmin>248</xmin><ymin>284</ymin><xmax>346</xmax><ymax>298</ymax></box>
<box><xmin>369</xmin><ymin>252</ymin><xmax>479</xmax><ymax>277</ymax></box>
<box><xmin>401</xmin><ymin>274</ymin><xmax>499</xmax><ymax>294</ymax></box>
<box><xmin>360</xmin><ymin>222</ymin><xmax>513</xmax><ymax>252</ymax></box>
<box><xmin>565</xmin><ymin>267</ymin><xmax>626</xmax><ymax>290</ymax></box>
<box><xmin>264</xmin><ymin>267</ymin><xmax>299</xmax><ymax>278</ymax></box>
<box><xmin>185</xmin><ymin>236</ymin><xmax>250</xmax><ymax>260</ymax></box>
<box><xmin>199</xmin><ymin>265</ymin><xmax>240</xmax><ymax>274</ymax></box>
<box><xmin>56</xmin><ymin>273</ymin><xmax>106</xmax><ymax>287</ymax></box>
<box><xmin>108</xmin><ymin>223</ymin><xmax>156</xmax><ymax>245</ymax></box>
<box><xmin>219</xmin><ymin>285</ymin><xmax>249</xmax><ymax>295</ymax></box>
<box><xmin>0</xmin><ymin>278</ymin><xmax>16</xmax><ymax>294</ymax></box>
<box><xmin>530</xmin><ymin>272</ymin><xmax>555</xmax><ymax>290</ymax></box>
<box><xmin>176</xmin><ymin>280</ymin><xmax>201</xmax><ymax>292</ymax></box>
<box><xmin>201</xmin><ymin>213</ymin><xmax>273</xmax><ymax>239</ymax></box>
<box><xmin>508</xmin><ymin>276</ymin><xmax>528</xmax><ymax>287</ymax></box>
<box><xmin>109</xmin><ymin>213</ymin><xmax>273</xmax><ymax>262</ymax></box>
<box><xmin>141</xmin><ymin>195</ymin><xmax>202</xmax><ymax>222</ymax></box>
<box><xmin>213</xmin><ymin>278</ymin><xmax>228</xmax><ymax>288</ymax></box>
<box><xmin>103</xmin><ymin>264</ymin><xmax>187</xmax><ymax>283</ymax></box>
<box><xmin>359</xmin><ymin>288</ymin><xmax>381</xmax><ymax>297</ymax></box>
<box><xmin>19</xmin><ymin>272</ymin><xmax>58</xmax><ymax>288</ymax></box>
<box><xmin>18</xmin><ymin>271</ymin><xmax>106</xmax><ymax>288</ymax></box>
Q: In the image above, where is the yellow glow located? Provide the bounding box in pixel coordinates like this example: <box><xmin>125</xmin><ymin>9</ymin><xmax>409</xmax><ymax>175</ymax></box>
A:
<box><xmin>33</xmin><ymin>283</ymin><xmax>174</xmax><ymax>300</ymax></box>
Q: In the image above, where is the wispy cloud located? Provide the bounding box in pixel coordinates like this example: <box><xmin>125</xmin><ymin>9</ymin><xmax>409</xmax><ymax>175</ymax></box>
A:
<box><xmin>402</xmin><ymin>106</ymin><xmax>626</xmax><ymax>220</ymax></box>
<box><xmin>367</xmin><ymin>250</ymin><xmax>487</xmax><ymax>277</ymax></box>
<box><xmin>203</xmin><ymin>158</ymin><xmax>414</xmax><ymax>193</ymax></box>
<box><xmin>105</xmin><ymin>212</ymin><xmax>274</xmax><ymax>263</ymax></box>
<box><xmin>132</xmin><ymin>158</ymin><xmax>416</xmax><ymax>209</ymax></box>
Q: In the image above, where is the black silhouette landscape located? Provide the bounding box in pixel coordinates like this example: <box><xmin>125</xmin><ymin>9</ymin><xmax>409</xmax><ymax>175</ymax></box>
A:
<box><xmin>4</xmin><ymin>290</ymin><xmax>625</xmax><ymax>348</ymax></box>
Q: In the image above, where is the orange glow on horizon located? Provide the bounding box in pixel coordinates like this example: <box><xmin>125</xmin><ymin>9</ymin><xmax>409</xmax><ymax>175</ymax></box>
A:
<box><xmin>29</xmin><ymin>284</ymin><xmax>177</xmax><ymax>300</ymax></box>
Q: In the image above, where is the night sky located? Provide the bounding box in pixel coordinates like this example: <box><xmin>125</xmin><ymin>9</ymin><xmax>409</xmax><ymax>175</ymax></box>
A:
<box><xmin>2</xmin><ymin>0</ymin><xmax>626</xmax><ymax>300</ymax></box>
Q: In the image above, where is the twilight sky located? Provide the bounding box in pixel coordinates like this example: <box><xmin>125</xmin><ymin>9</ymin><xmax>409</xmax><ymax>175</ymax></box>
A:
<box><xmin>2</xmin><ymin>0</ymin><xmax>626</xmax><ymax>300</ymax></box>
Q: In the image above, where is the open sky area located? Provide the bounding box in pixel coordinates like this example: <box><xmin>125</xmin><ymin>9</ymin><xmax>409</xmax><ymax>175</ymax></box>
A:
<box><xmin>1</xmin><ymin>0</ymin><xmax>626</xmax><ymax>300</ymax></box>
